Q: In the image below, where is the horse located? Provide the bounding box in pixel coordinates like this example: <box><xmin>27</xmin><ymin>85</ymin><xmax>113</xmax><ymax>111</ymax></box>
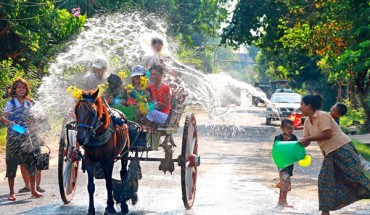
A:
<box><xmin>74</xmin><ymin>89</ymin><xmax>131</xmax><ymax>215</ymax></box>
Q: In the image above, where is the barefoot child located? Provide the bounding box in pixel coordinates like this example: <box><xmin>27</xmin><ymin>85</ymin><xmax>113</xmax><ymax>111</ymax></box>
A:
<box><xmin>274</xmin><ymin>119</ymin><xmax>297</xmax><ymax>207</ymax></box>
<box><xmin>0</xmin><ymin>78</ymin><xmax>43</xmax><ymax>201</ymax></box>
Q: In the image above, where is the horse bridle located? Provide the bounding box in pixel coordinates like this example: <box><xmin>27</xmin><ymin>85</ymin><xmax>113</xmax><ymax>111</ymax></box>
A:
<box><xmin>76</xmin><ymin>98</ymin><xmax>102</xmax><ymax>136</ymax></box>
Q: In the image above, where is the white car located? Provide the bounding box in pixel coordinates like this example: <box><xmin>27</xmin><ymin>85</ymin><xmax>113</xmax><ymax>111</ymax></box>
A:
<box><xmin>265</xmin><ymin>92</ymin><xmax>302</xmax><ymax>125</ymax></box>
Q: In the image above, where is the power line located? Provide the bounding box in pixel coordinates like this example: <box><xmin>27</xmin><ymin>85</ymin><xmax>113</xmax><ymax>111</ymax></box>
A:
<box><xmin>0</xmin><ymin>0</ymin><xmax>70</xmax><ymax>21</ymax></box>
<box><xmin>0</xmin><ymin>0</ymin><xmax>64</xmax><ymax>7</ymax></box>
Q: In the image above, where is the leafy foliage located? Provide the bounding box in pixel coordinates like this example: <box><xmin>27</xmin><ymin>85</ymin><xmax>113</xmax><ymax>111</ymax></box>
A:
<box><xmin>340</xmin><ymin>99</ymin><xmax>366</xmax><ymax>127</ymax></box>
<box><xmin>222</xmin><ymin>0</ymin><xmax>370</xmax><ymax>131</ymax></box>
<box><xmin>352</xmin><ymin>138</ymin><xmax>370</xmax><ymax>161</ymax></box>
<box><xmin>0</xmin><ymin>0</ymin><xmax>86</xmax><ymax>110</ymax></box>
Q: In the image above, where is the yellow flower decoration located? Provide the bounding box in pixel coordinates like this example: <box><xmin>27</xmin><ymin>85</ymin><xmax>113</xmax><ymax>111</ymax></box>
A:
<box><xmin>125</xmin><ymin>84</ymin><xmax>134</xmax><ymax>93</ymax></box>
<box><xmin>97</xmin><ymin>83</ymin><xmax>107</xmax><ymax>95</ymax></box>
<box><xmin>138</xmin><ymin>101</ymin><xmax>150</xmax><ymax>114</ymax></box>
<box><xmin>136</xmin><ymin>93</ymin><xmax>150</xmax><ymax>114</ymax></box>
<box><xmin>118</xmin><ymin>70</ymin><xmax>128</xmax><ymax>80</ymax></box>
<box><xmin>136</xmin><ymin>93</ymin><xmax>147</xmax><ymax>103</ymax></box>
<box><xmin>140</xmin><ymin>76</ymin><xmax>149</xmax><ymax>91</ymax></box>
<box><xmin>67</xmin><ymin>85</ymin><xmax>83</xmax><ymax>100</ymax></box>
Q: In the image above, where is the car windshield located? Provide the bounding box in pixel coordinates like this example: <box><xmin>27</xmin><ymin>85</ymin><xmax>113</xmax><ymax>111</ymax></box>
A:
<box><xmin>275</xmin><ymin>88</ymin><xmax>293</xmax><ymax>93</ymax></box>
<box><xmin>270</xmin><ymin>94</ymin><xmax>301</xmax><ymax>103</ymax></box>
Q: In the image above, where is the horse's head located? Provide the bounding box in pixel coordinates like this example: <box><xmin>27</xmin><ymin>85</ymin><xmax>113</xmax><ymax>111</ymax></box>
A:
<box><xmin>75</xmin><ymin>89</ymin><xmax>109</xmax><ymax>145</ymax></box>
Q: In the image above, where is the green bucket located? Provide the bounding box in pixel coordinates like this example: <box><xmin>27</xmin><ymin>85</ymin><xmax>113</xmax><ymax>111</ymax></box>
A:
<box><xmin>272</xmin><ymin>141</ymin><xmax>306</xmax><ymax>169</ymax></box>
<box><xmin>112</xmin><ymin>105</ymin><xmax>136</xmax><ymax>121</ymax></box>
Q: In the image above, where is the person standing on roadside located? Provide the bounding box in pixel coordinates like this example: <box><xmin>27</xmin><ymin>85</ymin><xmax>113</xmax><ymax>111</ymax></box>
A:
<box><xmin>329</xmin><ymin>103</ymin><xmax>347</xmax><ymax>125</ymax></box>
<box><xmin>299</xmin><ymin>94</ymin><xmax>370</xmax><ymax>215</ymax></box>
<box><xmin>0</xmin><ymin>78</ymin><xmax>43</xmax><ymax>201</ymax></box>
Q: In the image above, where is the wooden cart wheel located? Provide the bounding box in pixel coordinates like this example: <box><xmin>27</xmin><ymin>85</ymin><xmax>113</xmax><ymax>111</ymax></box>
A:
<box><xmin>180</xmin><ymin>113</ymin><xmax>200</xmax><ymax>209</ymax></box>
<box><xmin>58</xmin><ymin>123</ymin><xmax>80</xmax><ymax>204</ymax></box>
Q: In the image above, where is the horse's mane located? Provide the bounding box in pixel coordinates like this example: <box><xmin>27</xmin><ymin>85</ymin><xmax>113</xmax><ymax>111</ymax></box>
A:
<box><xmin>95</xmin><ymin>96</ymin><xmax>110</xmax><ymax>129</ymax></box>
<box><xmin>76</xmin><ymin>91</ymin><xmax>110</xmax><ymax>129</ymax></box>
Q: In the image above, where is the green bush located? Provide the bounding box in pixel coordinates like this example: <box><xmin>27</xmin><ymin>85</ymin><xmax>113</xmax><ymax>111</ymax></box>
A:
<box><xmin>340</xmin><ymin>99</ymin><xmax>365</xmax><ymax>127</ymax></box>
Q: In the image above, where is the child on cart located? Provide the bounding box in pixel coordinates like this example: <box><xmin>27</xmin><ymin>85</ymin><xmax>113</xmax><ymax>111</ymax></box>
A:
<box><xmin>104</xmin><ymin>73</ymin><xmax>127</xmax><ymax>107</ymax></box>
<box><xmin>146</xmin><ymin>64</ymin><xmax>171</xmax><ymax>125</ymax></box>
<box><xmin>274</xmin><ymin>118</ymin><xmax>297</xmax><ymax>207</ymax></box>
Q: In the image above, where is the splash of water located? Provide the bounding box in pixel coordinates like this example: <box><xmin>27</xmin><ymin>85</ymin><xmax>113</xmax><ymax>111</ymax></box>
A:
<box><xmin>32</xmin><ymin>12</ymin><xmax>267</xmax><ymax>138</ymax></box>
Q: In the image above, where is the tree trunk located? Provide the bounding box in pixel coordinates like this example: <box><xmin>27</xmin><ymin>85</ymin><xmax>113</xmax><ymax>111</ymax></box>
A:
<box><xmin>349</xmin><ymin>80</ymin><xmax>358</xmax><ymax>108</ymax></box>
<box><xmin>358</xmin><ymin>93</ymin><xmax>370</xmax><ymax>133</ymax></box>
<box><xmin>337</xmin><ymin>81</ymin><xmax>342</xmax><ymax>101</ymax></box>
<box><xmin>354</xmin><ymin>69</ymin><xmax>370</xmax><ymax>132</ymax></box>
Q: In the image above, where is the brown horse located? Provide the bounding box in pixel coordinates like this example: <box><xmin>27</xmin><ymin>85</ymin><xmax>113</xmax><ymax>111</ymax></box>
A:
<box><xmin>74</xmin><ymin>89</ymin><xmax>130</xmax><ymax>215</ymax></box>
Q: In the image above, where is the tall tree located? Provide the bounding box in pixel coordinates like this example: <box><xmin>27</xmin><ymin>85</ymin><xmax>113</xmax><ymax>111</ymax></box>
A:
<box><xmin>0</xmin><ymin>0</ymin><xmax>85</xmax><ymax>109</ymax></box>
<box><xmin>221</xmin><ymin>0</ymin><xmax>370</xmax><ymax>131</ymax></box>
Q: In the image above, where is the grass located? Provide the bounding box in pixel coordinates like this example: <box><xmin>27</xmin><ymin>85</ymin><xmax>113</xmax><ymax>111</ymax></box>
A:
<box><xmin>351</xmin><ymin>138</ymin><xmax>370</xmax><ymax>179</ymax></box>
<box><xmin>352</xmin><ymin>138</ymin><xmax>370</xmax><ymax>161</ymax></box>
<box><xmin>0</xmin><ymin>127</ymin><xmax>6</xmax><ymax>149</ymax></box>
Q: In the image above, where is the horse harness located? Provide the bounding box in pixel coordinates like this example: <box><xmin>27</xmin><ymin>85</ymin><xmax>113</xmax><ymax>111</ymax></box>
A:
<box><xmin>76</xmin><ymin>98</ymin><xmax>115</xmax><ymax>147</ymax></box>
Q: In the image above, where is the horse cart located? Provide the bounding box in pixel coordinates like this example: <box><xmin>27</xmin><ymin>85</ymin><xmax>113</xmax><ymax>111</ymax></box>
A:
<box><xmin>57</xmin><ymin>84</ymin><xmax>200</xmax><ymax>214</ymax></box>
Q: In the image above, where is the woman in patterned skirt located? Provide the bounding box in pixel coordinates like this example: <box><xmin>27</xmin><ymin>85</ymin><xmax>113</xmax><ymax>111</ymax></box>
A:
<box><xmin>299</xmin><ymin>94</ymin><xmax>370</xmax><ymax>215</ymax></box>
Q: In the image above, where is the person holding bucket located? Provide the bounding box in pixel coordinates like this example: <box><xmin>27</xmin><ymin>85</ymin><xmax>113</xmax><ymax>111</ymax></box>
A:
<box><xmin>274</xmin><ymin>119</ymin><xmax>297</xmax><ymax>207</ymax></box>
<box><xmin>0</xmin><ymin>77</ymin><xmax>43</xmax><ymax>201</ymax></box>
<box><xmin>299</xmin><ymin>94</ymin><xmax>370</xmax><ymax>215</ymax></box>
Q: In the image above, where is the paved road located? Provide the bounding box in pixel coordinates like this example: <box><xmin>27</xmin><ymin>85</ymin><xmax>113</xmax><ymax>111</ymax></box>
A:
<box><xmin>0</xmin><ymin>105</ymin><xmax>369</xmax><ymax>215</ymax></box>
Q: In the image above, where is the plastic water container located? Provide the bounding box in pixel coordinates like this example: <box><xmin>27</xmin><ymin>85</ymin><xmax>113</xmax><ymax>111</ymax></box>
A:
<box><xmin>35</xmin><ymin>145</ymin><xmax>50</xmax><ymax>170</ymax></box>
<box><xmin>272</xmin><ymin>141</ymin><xmax>306</xmax><ymax>169</ymax></box>
<box><xmin>113</xmin><ymin>98</ymin><xmax>123</xmax><ymax>106</ymax></box>
<box><xmin>148</xmin><ymin>102</ymin><xmax>155</xmax><ymax>111</ymax></box>
<box><xmin>130</xmin><ymin>91</ymin><xmax>137</xmax><ymax>99</ymax></box>
<box><xmin>298</xmin><ymin>155</ymin><xmax>312</xmax><ymax>167</ymax></box>
<box><xmin>12</xmin><ymin>124</ymin><xmax>27</xmax><ymax>134</ymax></box>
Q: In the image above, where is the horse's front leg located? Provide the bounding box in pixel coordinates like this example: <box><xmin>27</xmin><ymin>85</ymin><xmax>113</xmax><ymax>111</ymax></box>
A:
<box><xmin>120</xmin><ymin>157</ymin><xmax>129</xmax><ymax>215</ymax></box>
<box><xmin>86</xmin><ymin>163</ymin><xmax>95</xmax><ymax>215</ymax></box>
<box><xmin>103</xmin><ymin>162</ymin><xmax>116</xmax><ymax>215</ymax></box>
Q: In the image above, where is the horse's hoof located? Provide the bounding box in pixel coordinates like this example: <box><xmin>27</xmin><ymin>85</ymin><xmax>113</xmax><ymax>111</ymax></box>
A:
<box><xmin>104</xmin><ymin>206</ymin><xmax>116</xmax><ymax>215</ymax></box>
<box><xmin>131</xmin><ymin>194</ymin><xmax>138</xmax><ymax>205</ymax></box>
<box><xmin>87</xmin><ymin>209</ymin><xmax>95</xmax><ymax>215</ymax></box>
<box><xmin>121</xmin><ymin>203</ymin><xmax>129</xmax><ymax>215</ymax></box>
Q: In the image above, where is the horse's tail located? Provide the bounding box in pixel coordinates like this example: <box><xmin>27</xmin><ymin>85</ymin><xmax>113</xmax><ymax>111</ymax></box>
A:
<box><xmin>114</xmin><ymin>123</ymin><xmax>129</xmax><ymax>158</ymax></box>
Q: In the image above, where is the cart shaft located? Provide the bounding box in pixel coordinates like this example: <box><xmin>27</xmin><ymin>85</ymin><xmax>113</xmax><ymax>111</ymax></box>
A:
<box><xmin>128</xmin><ymin>156</ymin><xmax>179</xmax><ymax>163</ymax></box>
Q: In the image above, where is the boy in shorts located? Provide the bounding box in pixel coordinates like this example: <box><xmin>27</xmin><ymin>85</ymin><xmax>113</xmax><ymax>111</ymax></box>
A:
<box><xmin>274</xmin><ymin>119</ymin><xmax>297</xmax><ymax>207</ymax></box>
